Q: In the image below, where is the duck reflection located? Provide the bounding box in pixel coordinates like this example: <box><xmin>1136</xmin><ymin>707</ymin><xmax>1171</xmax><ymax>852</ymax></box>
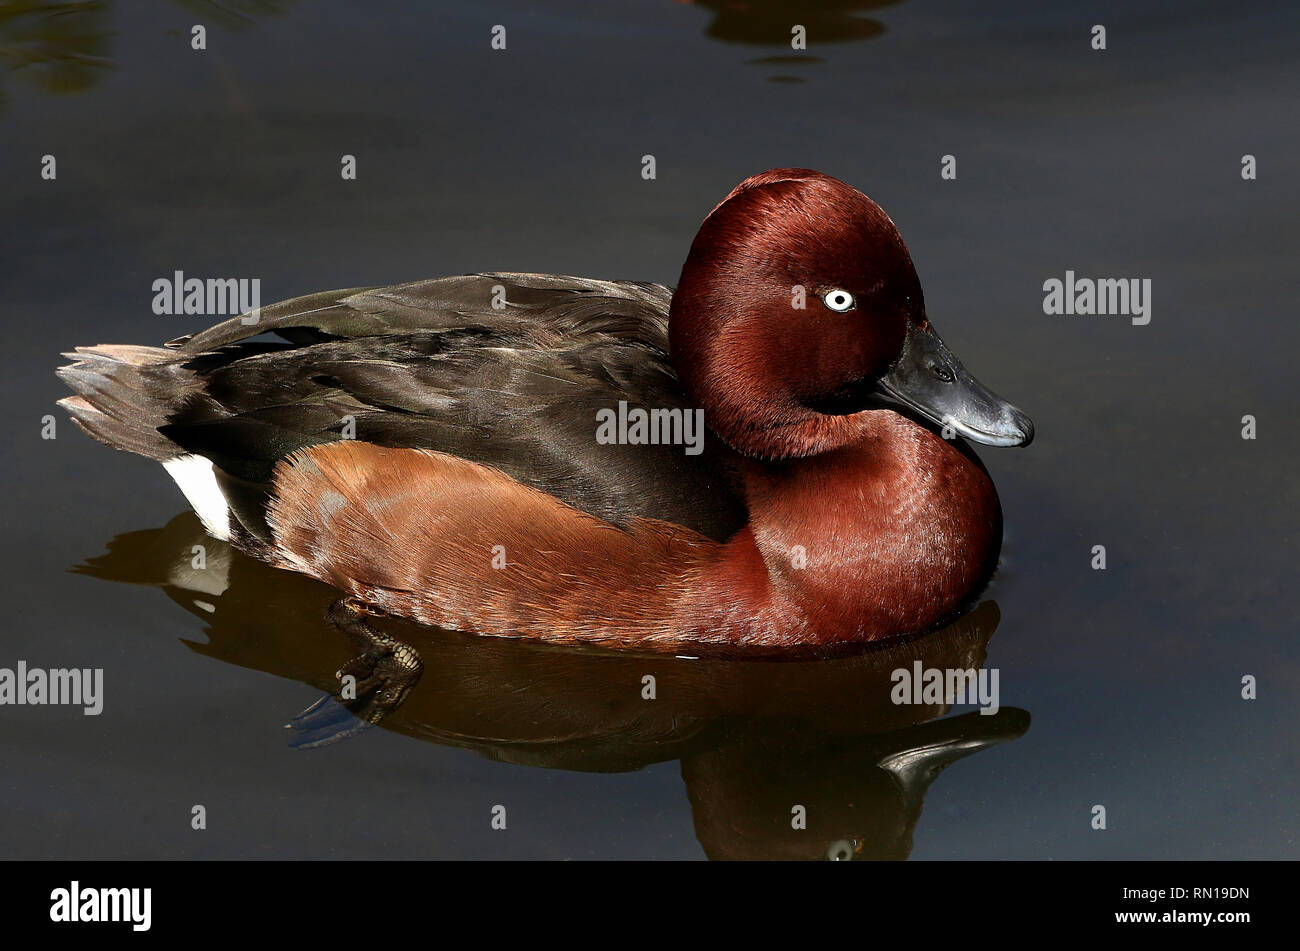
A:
<box><xmin>76</xmin><ymin>511</ymin><xmax>1029</xmax><ymax>860</ymax></box>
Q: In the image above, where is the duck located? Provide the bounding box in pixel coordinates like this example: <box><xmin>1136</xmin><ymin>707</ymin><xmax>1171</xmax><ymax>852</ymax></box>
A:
<box><xmin>58</xmin><ymin>168</ymin><xmax>1032</xmax><ymax>654</ymax></box>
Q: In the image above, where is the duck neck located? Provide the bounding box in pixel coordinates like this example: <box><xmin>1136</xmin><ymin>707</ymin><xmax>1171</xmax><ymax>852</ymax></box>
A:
<box><xmin>708</xmin><ymin>389</ymin><xmax>874</xmax><ymax>461</ymax></box>
<box><xmin>698</xmin><ymin>412</ymin><xmax>1003</xmax><ymax>646</ymax></box>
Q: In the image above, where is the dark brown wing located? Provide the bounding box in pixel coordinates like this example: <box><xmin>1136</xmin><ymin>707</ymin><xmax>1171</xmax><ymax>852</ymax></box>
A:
<box><xmin>71</xmin><ymin>273</ymin><xmax>747</xmax><ymax>545</ymax></box>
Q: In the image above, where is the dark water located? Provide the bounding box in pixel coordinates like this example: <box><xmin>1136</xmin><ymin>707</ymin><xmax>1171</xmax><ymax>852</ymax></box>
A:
<box><xmin>1</xmin><ymin>0</ymin><xmax>1296</xmax><ymax>859</ymax></box>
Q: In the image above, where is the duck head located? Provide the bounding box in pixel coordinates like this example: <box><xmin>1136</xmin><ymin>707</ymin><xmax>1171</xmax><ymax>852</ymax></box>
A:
<box><xmin>669</xmin><ymin>169</ymin><xmax>1033</xmax><ymax>460</ymax></box>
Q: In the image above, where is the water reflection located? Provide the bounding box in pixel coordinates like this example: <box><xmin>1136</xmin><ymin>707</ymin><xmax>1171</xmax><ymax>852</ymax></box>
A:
<box><xmin>76</xmin><ymin>511</ymin><xmax>1029</xmax><ymax>860</ymax></box>
<box><xmin>685</xmin><ymin>0</ymin><xmax>902</xmax><ymax>45</ymax></box>
<box><xmin>0</xmin><ymin>1</ymin><xmax>902</xmax><ymax>104</ymax></box>
<box><xmin>681</xmin><ymin>0</ymin><xmax>903</xmax><ymax>82</ymax></box>
<box><xmin>0</xmin><ymin>0</ymin><xmax>113</xmax><ymax>107</ymax></box>
<box><xmin>0</xmin><ymin>0</ymin><xmax>289</xmax><ymax>113</ymax></box>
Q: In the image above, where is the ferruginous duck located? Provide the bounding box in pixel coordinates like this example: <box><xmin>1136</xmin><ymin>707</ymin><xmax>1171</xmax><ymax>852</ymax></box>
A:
<box><xmin>58</xmin><ymin>168</ymin><xmax>1032</xmax><ymax>653</ymax></box>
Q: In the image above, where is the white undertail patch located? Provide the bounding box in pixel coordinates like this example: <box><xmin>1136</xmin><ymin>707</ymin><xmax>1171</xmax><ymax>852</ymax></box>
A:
<box><xmin>162</xmin><ymin>455</ymin><xmax>232</xmax><ymax>541</ymax></box>
<box><xmin>167</xmin><ymin>543</ymin><xmax>231</xmax><ymax>597</ymax></box>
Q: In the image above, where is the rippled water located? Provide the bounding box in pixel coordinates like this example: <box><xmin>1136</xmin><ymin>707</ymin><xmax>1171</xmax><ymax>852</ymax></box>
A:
<box><xmin>1</xmin><ymin>0</ymin><xmax>1295</xmax><ymax>858</ymax></box>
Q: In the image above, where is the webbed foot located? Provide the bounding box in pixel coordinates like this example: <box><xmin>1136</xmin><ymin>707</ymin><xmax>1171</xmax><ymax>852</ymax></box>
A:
<box><xmin>287</xmin><ymin>597</ymin><xmax>423</xmax><ymax>749</ymax></box>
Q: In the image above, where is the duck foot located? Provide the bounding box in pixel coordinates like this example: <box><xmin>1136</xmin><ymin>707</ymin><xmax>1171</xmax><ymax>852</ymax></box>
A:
<box><xmin>286</xmin><ymin>597</ymin><xmax>424</xmax><ymax>749</ymax></box>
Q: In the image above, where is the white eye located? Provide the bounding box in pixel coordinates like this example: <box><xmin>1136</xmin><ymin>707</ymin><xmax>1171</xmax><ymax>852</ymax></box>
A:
<box><xmin>822</xmin><ymin>288</ymin><xmax>855</xmax><ymax>312</ymax></box>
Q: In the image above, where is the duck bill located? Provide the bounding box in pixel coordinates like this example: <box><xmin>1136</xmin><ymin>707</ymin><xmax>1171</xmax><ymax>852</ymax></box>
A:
<box><xmin>876</xmin><ymin>323</ymin><xmax>1034</xmax><ymax>447</ymax></box>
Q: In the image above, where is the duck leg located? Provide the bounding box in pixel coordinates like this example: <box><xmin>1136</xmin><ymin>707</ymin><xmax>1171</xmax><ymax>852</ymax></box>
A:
<box><xmin>286</xmin><ymin>597</ymin><xmax>424</xmax><ymax>749</ymax></box>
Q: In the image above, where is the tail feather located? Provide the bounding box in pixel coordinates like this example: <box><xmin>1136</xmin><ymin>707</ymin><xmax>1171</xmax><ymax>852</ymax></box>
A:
<box><xmin>56</xmin><ymin>344</ymin><xmax>199</xmax><ymax>461</ymax></box>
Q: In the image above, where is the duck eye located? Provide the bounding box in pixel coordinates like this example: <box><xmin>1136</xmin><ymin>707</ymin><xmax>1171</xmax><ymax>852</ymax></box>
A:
<box><xmin>932</xmin><ymin>365</ymin><xmax>954</xmax><ymax>383</ymax></box>
<box><xmin>821</xmin><ymin>289</ymin><xmax>855</xmax><ymax>313</ymax></box>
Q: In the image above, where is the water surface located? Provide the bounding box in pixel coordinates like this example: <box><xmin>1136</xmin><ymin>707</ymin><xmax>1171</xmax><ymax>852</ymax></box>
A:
<box><xmin>0</xmin><ymin>0</ymin><xmax>1295</xmax><ymax>858</ymax></box>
